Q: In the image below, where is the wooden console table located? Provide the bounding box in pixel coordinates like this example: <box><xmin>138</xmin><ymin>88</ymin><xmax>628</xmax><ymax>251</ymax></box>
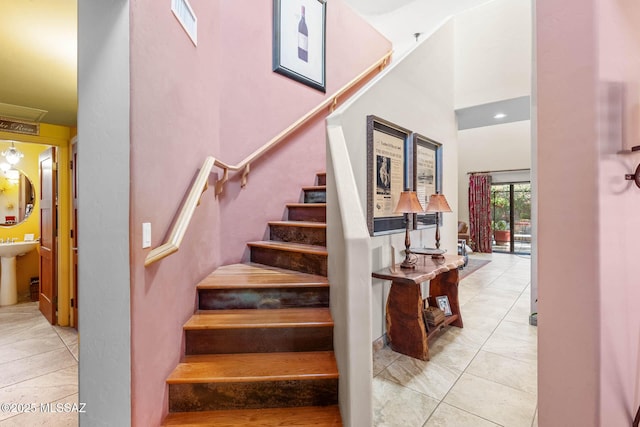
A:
<box><xmin>372</xmin><ymin>254</ymin><xmax>465</xmax><ymax>361</ymax></box>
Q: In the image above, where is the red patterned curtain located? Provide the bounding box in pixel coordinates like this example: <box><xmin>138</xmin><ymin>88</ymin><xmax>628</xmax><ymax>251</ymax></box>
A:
<box><xmin>469</xmin><ymin>174</ymin><xmax>492</xmax><ymax>253</ymax></box>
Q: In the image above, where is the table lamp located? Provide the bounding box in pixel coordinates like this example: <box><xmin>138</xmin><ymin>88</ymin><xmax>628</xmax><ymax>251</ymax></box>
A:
<box><xmin>425</xmin><ymin>192</ymin><xmax>452</xmax><ymax>259</ymax></box>
<box><xmin>393</xmin><ymin>190</ymin><xmax>424</xmax><ymax>268</ymax></box>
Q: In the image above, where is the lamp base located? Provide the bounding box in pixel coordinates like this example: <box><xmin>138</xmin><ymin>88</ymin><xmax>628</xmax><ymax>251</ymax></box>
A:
<box><xmin>400</xmin><ymin>253</ymin><xmax>418</xmax><ymax>269</ymax></box>
<box><xmin>431</xmin><ymin>247</ymin><xmax>445</xmax><ymax>260</ymax></box>
<box><xmin>400</xmin><ymin>261</ymin><xmax>416</xmax><ymax>269</ymax></box>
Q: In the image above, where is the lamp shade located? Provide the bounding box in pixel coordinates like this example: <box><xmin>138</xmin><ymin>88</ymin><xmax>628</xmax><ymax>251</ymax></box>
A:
<box><xmin>393</xmin><ymin>191</ymin><xmax>424</xmax><ymax>214</ymax></box>
<box><xmin>425</xmin><ymin>193</ymin><xmax>452</xmax><ymax>213</ymax></box>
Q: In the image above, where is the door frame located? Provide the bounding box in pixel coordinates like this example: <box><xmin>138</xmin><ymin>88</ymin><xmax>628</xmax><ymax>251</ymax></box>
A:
<box><xmin>71</xmin><ymin>136</ymin><xmax>78</xmax><ymax>328</ymax></box>
<box><xmin>0</xmin><ymin>128</ymin><xmax>74</xmax><ymax>325</ymax></box>
<box><xmin>490</xmin><ymin>181</ymin><xmax>532</xmax><ymax>255</ymax></box>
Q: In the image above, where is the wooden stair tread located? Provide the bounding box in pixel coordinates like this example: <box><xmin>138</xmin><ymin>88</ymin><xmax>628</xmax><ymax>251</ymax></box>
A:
<box><xmin>247</xmin><ymin>241</ymin><xmax>328</xmax><ymax>256</ymax></box>
<box><xmin>268</xmin><ymin>220</ymin><xmax>327</xmax><ymax>229</ymax></box>
<box><xmin>302</xmin><ymin>185</ymin><xmax>327</xmax><ymax>191</ymax></box>
<box><xmin>185</xmin><ymin>308</ymin><xmax>334</xmax><ymax>329</ymax></box>
<box><xmin>197</xmin><ymin>263</ymin><xmax>328</xmax><ymax>289</ymax></box>
<box><xmin>168</xmin><ymin>351</ymin><xmax>339</xmax><ymax>384</ymax></box>
<box><xmin>163</xmin><ymin>405</ymin><xmax>342</xmax><ymax>426</ymax></box>
<box><xmin>287</xmin><ymin>203</ymin><xmax>325</xmax><ymax>208</ymax></box>
<box><xmin>166</xmin><ymin>172</ymin><xmax>339</xmax><ymax>423</ymax></box>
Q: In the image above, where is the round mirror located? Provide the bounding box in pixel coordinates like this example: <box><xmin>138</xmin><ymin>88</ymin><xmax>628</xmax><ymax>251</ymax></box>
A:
<box><xmin>0</xmin><ymin>169</ymin><xmax>35</xmax><ymax>226</ymax></box>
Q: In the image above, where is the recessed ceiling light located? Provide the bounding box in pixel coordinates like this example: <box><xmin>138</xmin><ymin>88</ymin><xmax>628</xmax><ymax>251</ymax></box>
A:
<box><xmin>494</xmin><ymin>113</ymin><xmax>507</xmax><ymax>119</ymax></box>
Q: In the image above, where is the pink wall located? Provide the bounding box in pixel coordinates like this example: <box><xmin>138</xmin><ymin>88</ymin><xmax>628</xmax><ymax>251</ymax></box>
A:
<box><xmin>129</xmin><ymin>1</ymin><xmax>222</xmax><ymax>426</ymax></box>
<box><xmin>537</xmin><ymin>0</ymin><xmax>640</xmax><ymax>424</ymax></box>
<box><xmin>216</xmin><ymin>0</ymin><xmax>390</xmax><ymax>265</ymax></box>
<box><xmin>128</xmin><ymin>1</ymin><xmax>389</xmax><ymax>425</ymax></box>
<box><xmin>536</xmin><ymin>0</ymin><xmax>600</xmax><ymax>425</ymax></box>
<box><xmin>597</xmin><ymin>0</ymin><xmax>640</xmax><ymax>424</ymax></box>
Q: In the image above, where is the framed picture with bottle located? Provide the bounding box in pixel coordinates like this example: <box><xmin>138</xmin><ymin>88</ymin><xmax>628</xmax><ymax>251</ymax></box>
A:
<box><xmin>272</xmin><ymin>0</ymin><xmax>326</xmax><ymax>92</ymax></box>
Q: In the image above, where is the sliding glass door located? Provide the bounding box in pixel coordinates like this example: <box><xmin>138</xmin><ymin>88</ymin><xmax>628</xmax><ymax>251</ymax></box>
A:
<box><xmin>490</xmin><ymin>183</ymin><xmax>531</xmax><ymax>254</ymax></box>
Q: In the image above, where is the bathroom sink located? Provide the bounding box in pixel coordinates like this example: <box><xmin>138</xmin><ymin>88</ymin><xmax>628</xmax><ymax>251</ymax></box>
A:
<box><xmin>0</xmin><ymin>241</ymin><xmax>39</xmax><ymax>306</ymax></box>
<box><xmin>0</xmin><ymin>241</ymin><xmax>38</xmax><ymax>258</ymax></box>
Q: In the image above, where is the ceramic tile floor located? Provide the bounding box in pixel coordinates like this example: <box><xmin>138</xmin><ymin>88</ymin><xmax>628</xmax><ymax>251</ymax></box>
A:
<box><xmin>373</xmin><ymin>252</ymin><xmax>538</xmax><ymax>427</ymax></box>
<box><xmin>0</xmin><ymin>302</ymin><xmax>78</xmax><ymax>426</ymax></box>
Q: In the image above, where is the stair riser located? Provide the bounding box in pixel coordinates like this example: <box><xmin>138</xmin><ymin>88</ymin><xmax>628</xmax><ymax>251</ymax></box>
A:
<box><xmin>250</xmin><ymin>247</ymin><xmax>327</xmax><ymax>276</ymax></box>
<box><xmin>317</xmin><ymin>174</ymin><xmax>326</xmax><ymax>186</ymax></box>
<box><xmin>169</xmin><ymin>379</ymin><xmax>338</xmax><ymax>412</ymax></box>
<box><xmin>270</xmin><ymin>224</ymin><xmax>326</xmax><ymax>246</ymax></box>
<box><xmin>288</xmin><ymin>206</ymin><xmax>326</xmax><ymax>222</ymax></box>
<box><xmin>304</xmin><ymin>190</ymin><xmax>326</xmax><ymax>204</ymax></box>
<box><xmin>198</xmin><ymin>288</ymin><xmax>329</xmax><ymax>310</ymax></box>
<box><xmin>163</xmin><ymin>406</ymin><xmax>343</xmax><ymax>426</ymax></box>
<box><xmin>186</xmin><ymin>327</ymin><xmax>333</xmax><ymax>354</ymax></box>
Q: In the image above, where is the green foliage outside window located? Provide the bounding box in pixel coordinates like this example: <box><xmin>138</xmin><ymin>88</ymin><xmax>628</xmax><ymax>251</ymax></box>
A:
<box><xmin>490</xmin><ymin>184</ymin><xmax>531</xmax><ymax>230</ymax></box>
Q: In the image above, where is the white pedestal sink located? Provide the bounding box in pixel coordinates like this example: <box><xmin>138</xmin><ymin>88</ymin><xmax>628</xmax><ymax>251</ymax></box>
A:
<box><xmin>0</xmin><ymin>241</ymin><xmax>39</xmax><ymax>306</ymax></box>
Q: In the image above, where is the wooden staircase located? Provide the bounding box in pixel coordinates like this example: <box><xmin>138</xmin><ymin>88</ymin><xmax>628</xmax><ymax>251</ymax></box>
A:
<box><xmin>163</xmin><ymin>173</ymin><xmax>342</xmax><ymax>426</ymax></box>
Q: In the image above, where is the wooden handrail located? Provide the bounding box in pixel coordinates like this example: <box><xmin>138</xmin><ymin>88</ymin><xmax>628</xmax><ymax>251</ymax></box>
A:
<box><xmin>144</xmin><ymin>157</ymin><xmax>215</xmax><ymax>267</ymax></box>
<box><xmin>144</xmin><ymin>50</ymin><xmax>392</xmax><ymax>267</ymax></box>
<box><xmin>213</xmin><ymin>50</ymin><xmax>392</xmax><ymax>195</ymax></box>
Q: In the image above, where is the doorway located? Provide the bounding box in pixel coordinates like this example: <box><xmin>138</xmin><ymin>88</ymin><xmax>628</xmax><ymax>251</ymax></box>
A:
<box><xmin>490</xmin><ymin>182</ymin><xmax>531</xmax><ymax>254</ymax></box>
<box><xmin>0</xmin><ymin>136</ymin><xmax>76</xmax><ymax>327</ymax></box>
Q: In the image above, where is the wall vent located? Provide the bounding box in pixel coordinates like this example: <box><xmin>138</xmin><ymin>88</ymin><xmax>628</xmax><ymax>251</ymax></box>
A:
<box><xmin>171</xmin><ymin>0</ymin><xmax>197</xmax><ymax>46</ymax></box>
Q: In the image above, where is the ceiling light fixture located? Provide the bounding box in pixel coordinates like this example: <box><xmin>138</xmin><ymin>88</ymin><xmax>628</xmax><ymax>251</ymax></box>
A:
<box><xmin>494</xmin><ymin>113</ymin><xmax>507</xmax><ymax>119</ymax></box>
<box><xmin>2</xmin><ymin>142</ymin><xmax>24</xmax><ymax>165</ymax></box>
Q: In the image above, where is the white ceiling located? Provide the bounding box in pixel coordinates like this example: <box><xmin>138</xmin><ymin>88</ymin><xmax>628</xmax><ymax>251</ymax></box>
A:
<box><xmin>0</xmin><ymin>0</ymin><xmax>495</xmax><ymax>129</ymax></box>
<box><xmin>456</xmin><ymin>96</ymin><xmax>531</xmax><ymax>130</ymax></box>
<box><xmin>343</xmin><ymin>0</ymin><xmax>495</xmax><ymax>56</ymax></box>
<box><xmin>342</xmin><ymin>0</ymin><xmax>419</xmax><ymax>15</ymax></box>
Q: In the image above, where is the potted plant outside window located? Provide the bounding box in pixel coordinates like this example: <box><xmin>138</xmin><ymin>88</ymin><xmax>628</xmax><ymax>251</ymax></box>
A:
<box><xmin>493</xmin><ymin>220</ymin><xmax>510</xmax><ymax>245</ymax></box>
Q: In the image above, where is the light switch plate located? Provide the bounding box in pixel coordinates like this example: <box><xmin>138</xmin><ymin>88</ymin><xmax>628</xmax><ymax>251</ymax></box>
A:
<box><xmin>142</xmin><ymin>223</ymin><xmax>151</xmax><ymax>249</ymax></box>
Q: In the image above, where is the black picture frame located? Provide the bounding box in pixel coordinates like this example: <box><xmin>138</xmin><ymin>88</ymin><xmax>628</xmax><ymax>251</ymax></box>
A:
<box><xmin>412</xmin><ymin>133</ymin><xmax>442</xmax><ymax>229</ymax></box>
<box><xmin>272</xmin><ymin>0</ymin><xmax>326</xmax><ymax>92</ymax></box>
<box><xmin>366</xmin><ymin>115</ymin><xmax>411</xmax><ymax>235</ymax></box>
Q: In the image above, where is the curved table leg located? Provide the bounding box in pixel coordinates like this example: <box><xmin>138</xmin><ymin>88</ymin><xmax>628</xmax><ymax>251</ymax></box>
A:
<box><xmin>385</xmin><ymin>281</ymin><xmax>429</xmax><ymax>361</ymax></box>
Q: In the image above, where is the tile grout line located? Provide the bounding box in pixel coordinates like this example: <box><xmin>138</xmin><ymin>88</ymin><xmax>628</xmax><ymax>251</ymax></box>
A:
<box><xmin>0</xmin><ymin>352</ymin><xmax>78</xmax><ymax>390</ymax></box>
<box><xmin>53</xmin><ymin>327</ymin><xmax>79</xmax><ymax>363</ymax></box>
<box><xmin>425</xmin><ymin>400</ymin><xmax>507</xmax><ymax>427</ymax></box>
<box><xmin>424</xmin><ymin>255</ymin><xmax>535</xmax><ymax>426</ymax></box>
<box><xmin>0</xmin><ymin>321</ymin><xmax>78</xmax><ymax>390</ymax></box>
<box><xmin>423</xmin><ymin>258</ymin><xmax>513</xmax><ymax>425</ymax></box>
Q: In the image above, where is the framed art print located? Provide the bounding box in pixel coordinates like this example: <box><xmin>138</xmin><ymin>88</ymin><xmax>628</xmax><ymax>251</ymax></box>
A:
<box><xmin>366</xmin><ymin>116</ymin><xmax>411</xmax><ymax>235</ymax></box>
<box><xmin>412</xmin><ymin>133</ymin><xmax>442</xmax><ymax>229</ymax></box>
<box><xmin>273</xmin><ymin>0</ymin><xmax>326</xmax><ymax>92</ymax></box>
